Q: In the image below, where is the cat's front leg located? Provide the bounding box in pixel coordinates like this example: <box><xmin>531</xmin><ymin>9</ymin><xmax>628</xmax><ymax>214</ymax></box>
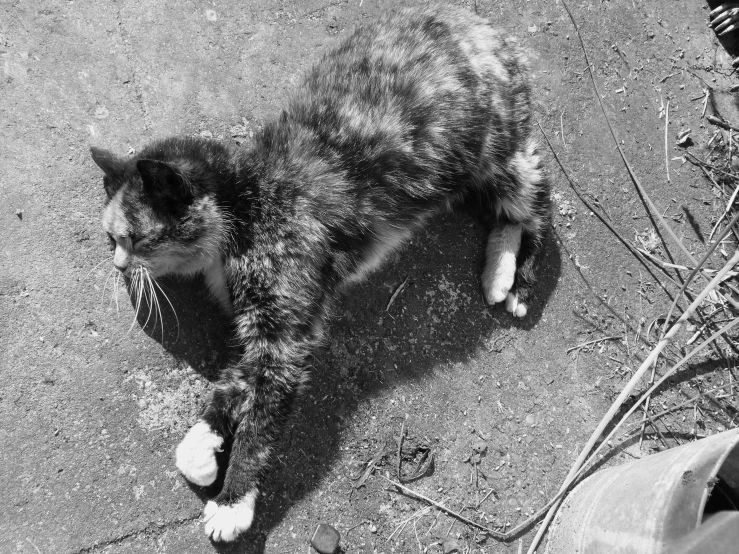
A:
<box><xmin>175</xmin><ymin>420</ymin><xmax>224</xmax><ymax>486</ymax></box>
<box><xmin>175</xmin><ymin>378</ymin><xmax>245</xmax><ymax>488</ymax></box>
<box><xmin>188</xmin><ymin>359</ymin><xmax>304</xmax><ymax>542</ymax></box>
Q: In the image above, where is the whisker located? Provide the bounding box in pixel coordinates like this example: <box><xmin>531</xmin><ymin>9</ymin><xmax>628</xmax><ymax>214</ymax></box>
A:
<box><xmin>101</xmin><ymin>269</ymin><xmax>114</xmax><ymax>308</ymax></box>
<box><xmin>113</xmin><ymin>272</ymin><xmax>121</xmax><ymax>315</ymax></box>
<box><xmin>129</xmin><ymin>269</ymin><xmax>144</xmax><ymax>333</ymax></box>
<box><xmin>151</xmin><ymin>278</ymin><xmax>180</xmax><ymax>341</ymax></box>
<box><xmin>152</xmin><ymin>276</ymin><xmax>165</xmax><ymax>342</ymax></box>
<box><xmin>86</xmin><ymin>256</ymin><xmax>113</xmax><ymax>279</ymax></box>
<box><xmin>145</xmin><ymin>269</ymin><xmax>162</xmax><ymax>340</ymax></box>
<box><xmin>140</xmin><ymin>269</ymin><xmax>155</xmax><ymax>332</ymax></box>
<box><xmin>147</xmin><ymin>271</ymin><xmax>165</xmax><ymax>343</ymax></box>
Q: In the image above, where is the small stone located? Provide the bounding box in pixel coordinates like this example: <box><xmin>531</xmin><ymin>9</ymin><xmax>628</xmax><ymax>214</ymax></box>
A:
<box><xmin>369</xmin><ymin>523</ymin><xmax>378</xmax><ymax>533</ymax></box>
<box><xmin>15</xmin><ymin>209</ymin><xmax>23</xmax><ymax>220</ymax></box>
<box><xmin>310</xmin><ymin>523</ymin><xmax>340</xmax><ymax>554</ymax></box>
<box><xmin>525</xmin><ymin>414</ymin><xmax>536</xmax><ymax>426</ymax></box>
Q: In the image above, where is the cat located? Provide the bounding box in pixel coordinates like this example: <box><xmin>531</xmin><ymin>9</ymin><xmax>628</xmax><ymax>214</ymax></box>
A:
<box><xmin>90</xmin><ymin>4</ymin><xmax>550</xmax><ymax>542</ymax></box>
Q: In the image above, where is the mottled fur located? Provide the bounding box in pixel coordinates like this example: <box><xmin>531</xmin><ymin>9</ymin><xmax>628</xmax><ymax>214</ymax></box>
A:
<box><xmin>91</xmin><ymin>5</ymin><xmax>550</xmax><ymax>541</ymax></box>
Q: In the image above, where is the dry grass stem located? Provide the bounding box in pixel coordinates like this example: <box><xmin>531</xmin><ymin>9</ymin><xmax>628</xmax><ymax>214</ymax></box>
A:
<box><xmin>381</xmin><ymin>474</ymin><xmax>563</xmax><ymax>542</ymax></box>
<box><xmin>565</xmin><ymin>335</ymin><xmax>623</xmax><ymax>354</ymax></box>
<box><xmin>664</xmin><ymin>100</ymin><xmax>670</xmax><ymax>183</ymax></box>
<box><xmin>386</xmin><ymin>276</ymin><xmax>409</xmax><ymax>311</ymax></box>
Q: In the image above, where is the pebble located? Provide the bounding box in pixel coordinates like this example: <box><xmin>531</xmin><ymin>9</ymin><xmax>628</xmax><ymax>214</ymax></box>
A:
<box><xmin>310</xmin><ymin>523</ymin><xmax>340</xmax><ymax>554</ymax></box>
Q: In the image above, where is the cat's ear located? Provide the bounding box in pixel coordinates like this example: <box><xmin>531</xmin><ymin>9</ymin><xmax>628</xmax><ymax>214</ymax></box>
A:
<box><xmin>91</xmin><ymin>146</ymin><xmax>126</xmax><ymax>199</ymax></box>
<box><xmin>136</xmin><ymin>159</ymin><xmax>193</xmax><ymax>206</ymax></box>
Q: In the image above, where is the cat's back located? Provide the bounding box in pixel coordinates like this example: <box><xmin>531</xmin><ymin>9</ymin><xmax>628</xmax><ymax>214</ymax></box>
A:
<box><xmin>288</xmin><ymin>5</ymin><xmax>530</xmax><ymax>168</ymax></box>
<box><xmin>308</xmin><ymin>8</ymin><xmax>525</xmax><ymax>106</ymax></box>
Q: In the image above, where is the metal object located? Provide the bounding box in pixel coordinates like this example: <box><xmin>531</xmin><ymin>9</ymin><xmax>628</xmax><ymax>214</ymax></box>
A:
<box><xmin>546</xmin><ymin>428</ymin><xmax>739</xmax><ymax>554</ymax></box>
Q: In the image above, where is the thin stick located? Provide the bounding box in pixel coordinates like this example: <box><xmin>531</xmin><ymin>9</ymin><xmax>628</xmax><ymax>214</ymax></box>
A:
<box><xmin>664</xmin><ymin>100</ymin><xmax>671</xmax><ymax>183</ymax></box>
<box><xmin>635</xmin><ymin>247</ymin><xmax>735</xmax><ymax>275</ymax></box>
<box><xmin>726</xmin><ymin>184</ymin><xmax>739</xmax><ymax>215</ymax></box>
<box><xmin>386</xmin><ymin>276</ymin><xmax>409</xmax><ymax>311</ymax></box>
<box><xmin>476</xmin><ymin>488</ymin><xmax>496</xmax><ymax>510</ymax></box>
<box><xmin>384</xmin><ymin>476</ymin><xmax>498</xmax><ymax>533</ymax></box>
<box><xmin>565</xmin><ymin>335</ymin><xmax>623</xmax><ymax>353</ymax></box>
<box><xmin>685</xmin><ymin>150</ymin><xmax>739</xmax><ymax>181</ymax></box>
<box><xmin>709</xmin><ymin>212</ymin><xmax>728</xmax><ymax>243</ymax></box>
<box><xmin>706</xmin><ymin>113</ymin><xmax>739</xmax><ymax>133</ymax></box>
<box><xmin>638</xmin><ymin>357</ymin><xmax>658</xmax><ymax>450</ymax></box>
<box><xmin>381</xmin><ymin>475</ymin><xmax>566</xmax><ymax>541</ymax></box>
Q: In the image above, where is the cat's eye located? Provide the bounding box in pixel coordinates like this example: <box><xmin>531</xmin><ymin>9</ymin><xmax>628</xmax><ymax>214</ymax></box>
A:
<box><xmin>106</xmin><ymin>233</ymin><xmax>116</xmax><ymax>251</ymax></box>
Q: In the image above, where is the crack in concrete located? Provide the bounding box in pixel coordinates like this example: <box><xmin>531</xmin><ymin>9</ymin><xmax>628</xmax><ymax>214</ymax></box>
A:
<box><xmin>66</xmin><ymin>512</ymin><xmax>201</xmax><ymax>554</ymax></box>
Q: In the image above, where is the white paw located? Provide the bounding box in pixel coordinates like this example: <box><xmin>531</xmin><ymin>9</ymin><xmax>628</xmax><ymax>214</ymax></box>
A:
<box><xmin>203</xmin><ymin>490</ymin><xmax>258</xmax><ymax>542</ymax></box>
<box><xmin>484</xmin><ymin>250</ymin><xmax>516</xmax><ymax>304</ymax></box>
<box><xmin>505</xmin><ymin>292</ymin><xmax>528</xmax><ymax>318</ymax></box>
<box><xmin>175</xmin><ymin>421</ymin><xmax>223</xmax><ymax>486</ymax></box>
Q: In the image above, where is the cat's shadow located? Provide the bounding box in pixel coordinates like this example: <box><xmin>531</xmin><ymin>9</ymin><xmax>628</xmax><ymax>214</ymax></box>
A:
<box><xmin>133</xmin><ymin>212</ymin><xmax>562</xmax><ymax>553</ymax></box>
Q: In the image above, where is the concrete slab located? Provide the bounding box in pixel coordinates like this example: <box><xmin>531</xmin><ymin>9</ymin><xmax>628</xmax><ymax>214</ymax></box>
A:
<box><xmin>2</xmin><ymin>0</ymin><xmax>733</xmax><ymax>553</ymax></box>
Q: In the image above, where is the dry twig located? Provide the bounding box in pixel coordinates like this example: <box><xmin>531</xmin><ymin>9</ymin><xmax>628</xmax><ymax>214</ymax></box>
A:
<box><xmin>381</xmin><ymin>474</ymin><xmax>567</xmax><ymax>542</ymax></box>
<box><xmin>565</xmin><ymin>335</ymin><xmax>623</xmax><ymax>354</ymax></box>
<box><xmin>386</xmin><ymin>276</ymin><xmax>409</xmax><ymax>311</ymax></box>
<box><xmin>664</xmin><ymin>100</ymin><xmax>670</xmax><ymax>183</ymax></box>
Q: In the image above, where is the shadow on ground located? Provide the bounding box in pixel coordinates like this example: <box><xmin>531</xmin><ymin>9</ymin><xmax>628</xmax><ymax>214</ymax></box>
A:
<box><xmin>130</xmin><ymin>211</ymin><xmax>562</xmax><ymax>552</ymax></box>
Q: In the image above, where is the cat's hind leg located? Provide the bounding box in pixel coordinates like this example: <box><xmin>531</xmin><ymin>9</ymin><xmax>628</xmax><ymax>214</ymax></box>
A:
<box><xmin>481</xmin><ymin>139</ymin><xmax>550</xmax><ymax>317</ymax></box>
<box><xmin>482</xmin><ymin>223</ymin><xmax>522</xmax><ymax>308</ymax></box>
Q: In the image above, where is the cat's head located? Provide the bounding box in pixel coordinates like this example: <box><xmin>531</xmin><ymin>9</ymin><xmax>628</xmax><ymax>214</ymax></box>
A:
<box><xmin>91</xmin><ymin>137</ymin><xmax>231</xmax><ymax>279</ymax></box>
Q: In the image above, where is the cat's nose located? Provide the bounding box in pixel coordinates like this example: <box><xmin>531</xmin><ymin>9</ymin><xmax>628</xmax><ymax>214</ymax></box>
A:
<box><xmin>113</xmin><ymin>245</ymin><xmax>129</xmax><ymax>273</ymax></box>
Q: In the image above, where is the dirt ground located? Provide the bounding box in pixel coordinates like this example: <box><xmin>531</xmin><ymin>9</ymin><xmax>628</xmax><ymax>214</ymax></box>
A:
<box><xmin>2</xmin><ymin>1</ymin><xmax>738</xmax><ymax>553</ymax></box>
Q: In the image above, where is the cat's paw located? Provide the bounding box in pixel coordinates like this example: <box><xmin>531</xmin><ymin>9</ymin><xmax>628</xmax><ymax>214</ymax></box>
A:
<box><xmin>203</xmin><ymin>490</ymin><xmax>258</xmax><ymax>542</ymax></box>
<box><xmin>483</xmin><ymin>255</ymin><xmax>516</xmax><ymax>305</ymax></box>
<box><xmin>505</xmin><ymin>292</ymin><xmax>527</xmax><ymax>318</ymax></box>
<box><xmin>175</xmin><ymin>421</ymin><xmax>223</xmax><ymax>486</ymax></box>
